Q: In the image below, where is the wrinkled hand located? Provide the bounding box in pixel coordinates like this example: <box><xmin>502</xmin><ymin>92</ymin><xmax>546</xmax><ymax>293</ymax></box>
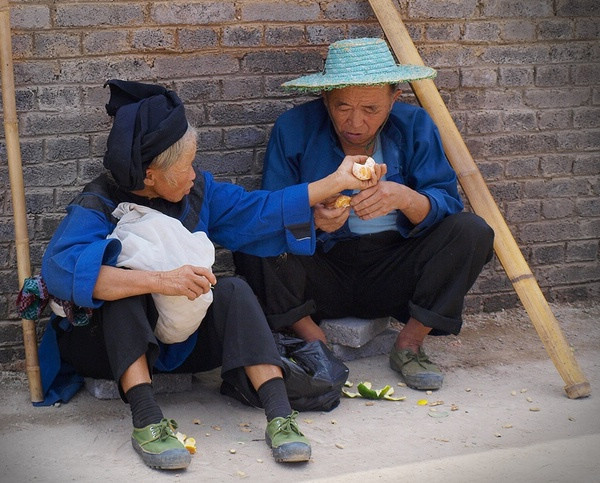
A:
<box><xmin>351</xmin><ymin>180</ymin><xmax>404</xmax><ymax>220</ymax></box>
<box><xmin>315</xmin><ymin>198</ymin><xmax>350</xmax><ymax>232</ymax></box>
<box><xmin>335</xmin><ymin>155</ymin><xmax>387</xmax><ymax>191</ymax></box>
<box><xmin>156</xmin><ymin>265</ymin><xmax>217</xmax><ymax>300</ymax></box>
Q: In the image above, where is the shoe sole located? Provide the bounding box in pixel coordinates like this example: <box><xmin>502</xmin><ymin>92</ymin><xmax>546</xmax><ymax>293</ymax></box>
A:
<box><xmin>389</xmin><ymin>357</ymin><xmax>444</xmax><ymax>391</ymax></box>
<box><xmin>265</xmin><ymin>435</ymin><xmax>311</xmax><ymax>463</ymax></box>
<box><xmin>131</xmin><ymin>438</ymin><xmax>191</xmax><ymax>470</ymax></box>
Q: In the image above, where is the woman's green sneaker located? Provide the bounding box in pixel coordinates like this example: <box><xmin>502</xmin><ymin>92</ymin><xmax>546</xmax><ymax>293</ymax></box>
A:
<box><xmin>131</xmin><ymin>418</ymin><xmax>191</xmax><ymax>470</ymax></box>
<box><xmin>389</xmin><ymin>347</ymin><xmax>444</xmax><ymax>390</ymax></box>
<box><xmin>265</xmin><ymin>411</ymin><xmax>311</xmax><ymax>463</ymax></box>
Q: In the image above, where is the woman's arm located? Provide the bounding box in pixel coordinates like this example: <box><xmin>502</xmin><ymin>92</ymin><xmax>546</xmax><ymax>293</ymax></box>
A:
<box><xmin>93</xmin><ymin>265</ymin><xmax>216</xmax><ymax>301</ymax></box>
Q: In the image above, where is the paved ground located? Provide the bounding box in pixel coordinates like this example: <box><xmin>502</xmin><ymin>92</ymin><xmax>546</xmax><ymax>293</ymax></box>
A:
<box><xmin>1</xmin><ymin>301</ymin><xmax>599</xmax><ymax>482</ymax></box>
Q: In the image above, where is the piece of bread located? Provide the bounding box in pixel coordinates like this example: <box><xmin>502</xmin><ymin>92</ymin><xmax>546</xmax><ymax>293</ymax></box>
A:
<box><xmin>352</xmin><ymin>156</ymin><xmax>376</xmax><ymax>180</ymax></box>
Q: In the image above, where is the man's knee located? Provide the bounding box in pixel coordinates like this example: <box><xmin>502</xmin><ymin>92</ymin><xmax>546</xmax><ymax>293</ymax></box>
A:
<box><xmin>451</xmin><ymin>212</ymin><xmax>493</xmax><ymax>246</ymax></box>
<box><xmin>440</xmin><ymin>212</ymin><xmax>494</xmax><ymax>265</ymax></box>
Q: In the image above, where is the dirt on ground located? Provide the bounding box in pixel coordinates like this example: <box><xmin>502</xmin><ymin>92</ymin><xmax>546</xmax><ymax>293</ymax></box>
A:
<box><xmin>407</xmin><ymin>300</ymin><xmax>600</xmax><ymax>370</ymax></box>
<box><xmin>0</xmin><ymin>300</ymin><xmax>598</xmax><ymax>482</ymax></box>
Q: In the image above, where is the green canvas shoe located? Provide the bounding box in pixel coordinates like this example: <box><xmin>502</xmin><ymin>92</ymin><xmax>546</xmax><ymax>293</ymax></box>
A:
<box><xmin>389</xmin><ymin>346</ymin><xmax>444</xmax><ymax>390</ymax></box>
<box><xmin>131</xmin><ymin>418</ymin><xmax>191</xmax><ymax>470</ymax></box>
<box><xmin>265</xmin><ymin>411</ymin><xmax>311</xmax><ymax>463</ymax></box>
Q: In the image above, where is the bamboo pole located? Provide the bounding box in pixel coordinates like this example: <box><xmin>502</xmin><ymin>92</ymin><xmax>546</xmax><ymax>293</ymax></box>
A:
<box><xmin>368</xmin><ymin>0</ymin><xmax>590</xmax><ymax>399</ymax></box>
<box><xmin>0</xmin><ymin>0</ymin><xmax>43</xmax><ymax>402</ymax></box>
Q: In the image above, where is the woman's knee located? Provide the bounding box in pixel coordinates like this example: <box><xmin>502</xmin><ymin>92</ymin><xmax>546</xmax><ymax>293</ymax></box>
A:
<box><xmin>212</xmin><ymin>276</ymin><xmax>266</xmax><ymax>323</ymax></box>
<box><xmin>213</xmin><ymin>276</ymin><xmax>255</xmax><ymax>300</ymax></box>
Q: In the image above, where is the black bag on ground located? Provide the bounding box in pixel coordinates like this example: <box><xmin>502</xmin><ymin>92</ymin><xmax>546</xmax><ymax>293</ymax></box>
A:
<box><xmin>275</xmin><ymin>333</ymin><xmax>349</xmax><ymax>411</ymax></box>
<box><xmin>220</xmin><ymin>333</ymin><xmax>349</xmax><ymax>412</ymax></box>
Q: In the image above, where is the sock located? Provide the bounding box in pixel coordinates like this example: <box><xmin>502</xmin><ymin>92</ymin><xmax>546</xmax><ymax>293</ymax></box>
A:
<box><xmin>257</xmin><ymin>377</ymin><xmax>292</xmax><ymax>422</ymax></box>
<box><xmin>126</xmin><ymin>382</ymin><xmax>164</xmax><ymax>429</ymax></box>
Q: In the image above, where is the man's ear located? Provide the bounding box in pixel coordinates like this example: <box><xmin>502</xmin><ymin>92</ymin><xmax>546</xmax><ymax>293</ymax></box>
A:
<box><xmin>393</xmin><ymin>89</ymin><xmax>402</xmax><ymax>102</ymax></box>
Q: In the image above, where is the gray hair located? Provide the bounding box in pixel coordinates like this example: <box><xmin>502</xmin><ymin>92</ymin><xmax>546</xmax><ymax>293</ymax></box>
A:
<box><xmin>150</xmin><ymin>123</ymin><xmax>197</xmax><ymax>172</ymax></box>
<box><xmin>149</xmin><ymin>124</ymin><xmax>197</xmax><ymax>186</ymax></box>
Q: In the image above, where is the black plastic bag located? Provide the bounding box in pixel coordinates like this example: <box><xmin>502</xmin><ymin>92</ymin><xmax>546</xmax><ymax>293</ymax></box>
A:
<box><xmin>220</xmin><ymin>333</ymin><xmax>349</xmax><ymax>412</ymax></box>
<box><xmin>275</xmin><ymin>333</ymin><xmax>349</xmax><ymax>412</ymax></box>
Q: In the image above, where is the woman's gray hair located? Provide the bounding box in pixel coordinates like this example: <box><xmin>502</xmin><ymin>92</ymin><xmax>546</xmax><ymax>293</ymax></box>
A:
<box><xmin>150</xmin><ymin>123</ymin><xmax>198</xmax><ymax>175</ymax></box>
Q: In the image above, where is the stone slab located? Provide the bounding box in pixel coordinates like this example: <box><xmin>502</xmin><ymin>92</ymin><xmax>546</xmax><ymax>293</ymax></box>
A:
<box><xmin>321</xmin><ymin>316</ymin><xmax>391</xmax><ymax>348</ymax></box>
<box><xmin>329</xmin><ymin>327</ymin><xmax>400</xmax><ymax>362</ymax></box>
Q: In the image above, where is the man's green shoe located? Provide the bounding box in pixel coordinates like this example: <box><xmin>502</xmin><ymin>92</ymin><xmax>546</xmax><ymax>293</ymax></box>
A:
<box><xmin>389</xmin><ymin>347</ymin><xmax>443</xmax><ymax>390</ymax></box>
<box><xmin>131</xmin><ymin>418</ymin><xmax>191</xmax><ymax>470</ymax></box>
<box><xmin>265</xmin><ymin>411</ymin><xmax>311</xmax><ymax>463</ymax></box>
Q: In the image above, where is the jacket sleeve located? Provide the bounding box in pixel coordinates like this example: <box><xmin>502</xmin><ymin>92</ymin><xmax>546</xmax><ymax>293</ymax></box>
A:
<box><xmin>41</xmin><ymin>204</ymin><xmax>122</xmax><ymax>308</ymax></box>
<box><xmin>200</xmin><ymin>173</ymin><xmax>316</xmax><ymax>256</ymax></box>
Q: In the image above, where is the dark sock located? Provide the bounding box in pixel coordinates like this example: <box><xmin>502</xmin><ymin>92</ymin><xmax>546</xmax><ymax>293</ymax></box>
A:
<box><xmin>257</xmin><ymin>377</ymin><xmax>292</xmax><ymax>422</ymax></box>
<box><xmin>126</xmin><ymin>383</ymin><xmax>164</xmax><ymax>429</ymax></box>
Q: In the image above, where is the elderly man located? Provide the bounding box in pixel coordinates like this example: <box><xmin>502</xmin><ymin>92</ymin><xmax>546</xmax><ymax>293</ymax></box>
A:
<box><xmin>37</xmin><ymin>79</ymin><xmax>383</xmax><ymax>470</ymax></box>
<box><xmin>235</xmin><ymin>38</ymin><xmax>495</xmax><ymax>391</ymax></box>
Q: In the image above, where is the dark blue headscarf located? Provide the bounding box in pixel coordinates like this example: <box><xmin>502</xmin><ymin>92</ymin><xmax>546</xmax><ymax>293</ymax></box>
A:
<box><xmin>103</xmin><ymin>79</ymin><xmax>188</xmax><ymax>191</ymax></box>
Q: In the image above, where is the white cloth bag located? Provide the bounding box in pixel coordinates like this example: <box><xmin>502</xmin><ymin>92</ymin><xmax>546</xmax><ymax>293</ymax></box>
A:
<box><xmin>107</xmin><ymin>202</ymin><xmax>215</xmax><ymax>344</ymax></box>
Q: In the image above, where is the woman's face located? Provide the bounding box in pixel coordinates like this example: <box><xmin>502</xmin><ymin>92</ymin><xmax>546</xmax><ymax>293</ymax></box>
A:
<box><xmin>323</xmin><ymin>85</ymin><xmax>400</xmax><ymax>155</ymax></box>
<box><xmin>143</xmin><ymin>137</ymin><xmax>197</xmax><ymax>202</ymax></box>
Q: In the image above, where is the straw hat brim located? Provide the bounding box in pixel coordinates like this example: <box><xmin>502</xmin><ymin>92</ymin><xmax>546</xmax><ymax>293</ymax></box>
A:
<box><xmin>282</xmin><ymin>65</ymin><xmax>437</xmax><ymax>92</ymax></box>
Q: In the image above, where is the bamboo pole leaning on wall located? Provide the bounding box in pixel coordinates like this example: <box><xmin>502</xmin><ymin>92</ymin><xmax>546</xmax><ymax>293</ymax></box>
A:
<box><xmin>368</xmin><ymin>0</ymin><xmax>590</xmax><ymax>399</ymax></box>
<box><xmin>0</xmin><ymin>0</ymin><xmax>44</xmax><ymax>402</ymax></box>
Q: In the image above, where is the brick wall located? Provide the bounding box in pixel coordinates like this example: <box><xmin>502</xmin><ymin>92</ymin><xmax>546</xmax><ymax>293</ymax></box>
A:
<box><xmin>0</xmin><ymin>0</ymin><xmax>598</xmax><ymax>370</ymax></box>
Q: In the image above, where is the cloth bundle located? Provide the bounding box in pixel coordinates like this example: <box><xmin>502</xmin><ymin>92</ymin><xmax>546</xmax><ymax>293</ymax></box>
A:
<box><xmin>108</xmin><ymin>202</ymin><xmax>214</xmax><ymax>343</ymax></box>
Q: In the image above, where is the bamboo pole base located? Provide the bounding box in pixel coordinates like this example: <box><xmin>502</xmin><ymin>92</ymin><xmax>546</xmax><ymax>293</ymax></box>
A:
<box><xmin>22</xmin><ymin>319</ymin><xmax>43</xmax><ymax>402</ymax></box>
<box><xmin>565</xmin><ymin>382</ymin><xmax>591</xmax><ymax>400</ymax></box>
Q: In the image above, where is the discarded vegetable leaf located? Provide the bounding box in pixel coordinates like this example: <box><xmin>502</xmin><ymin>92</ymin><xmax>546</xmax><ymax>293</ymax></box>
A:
<box><xmin>342</xmin><ymin>381</ymin><xmax>406</xmax><ymax>401</ymax></box>
<box><xmin>342</xmin><ymin>388</ymin><xmax>361</xmax><ymax>398</ymax></box>
<box><xmin>357</xmin><ymin>381</ymin><xmax>389</xmax><ymax>399</ymax></box>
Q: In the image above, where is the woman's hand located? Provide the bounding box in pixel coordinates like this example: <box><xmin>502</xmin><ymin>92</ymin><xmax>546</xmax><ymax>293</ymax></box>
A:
<box><xmin>93</xmin><ymin>265</ymin><xmax>217</xmax><ymax>301</ymax></box>
<box><xmin>307</xmin><ymin>155</ymin><xmax>387</xmax><ymax>207</ymax></box>
<box><xmin>334</xmin><ymin>155</ymin><xmax>387</xmax><ymax>191</ymax></box>
<box><xmin>155</xmin><ymin>265</ymin><xmax>217</xmax><ymax>300</ymax></box>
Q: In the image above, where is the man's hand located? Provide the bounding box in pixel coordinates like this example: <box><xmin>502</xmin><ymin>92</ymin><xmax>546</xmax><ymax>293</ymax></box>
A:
<box><xmin>314</xmin><ymin>199</ymin><xmax>350</xmax><ymax>232</ymax></box>
<box><xmin>352</xmin><ymin>181</ymin><xmax>431</xmax><ymax>225</ymax></box>
<box><xmin>351</xmin><ymin>181</ymin><xmax>401</xmax><ymax>219</ymax></box>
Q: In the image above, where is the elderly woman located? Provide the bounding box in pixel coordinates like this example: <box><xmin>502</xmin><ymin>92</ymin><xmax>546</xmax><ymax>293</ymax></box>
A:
<box><xmin>235</xmin><ymin>38</ymin><xmax>495</xmax><ymax>392</ymax></box>
<box><xmin>39</xmin><ymin>79</ymin><xmax>383</xmax><ymax>470</ymax></box>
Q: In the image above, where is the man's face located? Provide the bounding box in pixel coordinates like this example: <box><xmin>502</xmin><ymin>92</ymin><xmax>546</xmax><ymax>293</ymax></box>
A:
<box><xmin>323</xmin><ymin>85</ymin><xmax>400</xmax><ymax>155</ymax></box>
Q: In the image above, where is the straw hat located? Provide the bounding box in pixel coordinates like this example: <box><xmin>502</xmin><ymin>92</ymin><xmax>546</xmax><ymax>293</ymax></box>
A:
<box><xmin>282</xmin><ymin>37</ymin><xmax>436</xmax><ymax>92</ymax></box>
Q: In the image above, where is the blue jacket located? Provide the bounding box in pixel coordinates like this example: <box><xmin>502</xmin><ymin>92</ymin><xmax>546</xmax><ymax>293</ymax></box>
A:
<box><xmin>262</xmin><ymin>99</ymin><xmax>463</xmax><ymax>250</ymax></box>
<box><xmin>36</xmin><ymin>168</ymin><xmax>316</xmax><ymax>405</ymax></box>
<box><xmin>42</xmin><ymin>168</ymin><xmax>316</xmax><ymax>308</ymax></box>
